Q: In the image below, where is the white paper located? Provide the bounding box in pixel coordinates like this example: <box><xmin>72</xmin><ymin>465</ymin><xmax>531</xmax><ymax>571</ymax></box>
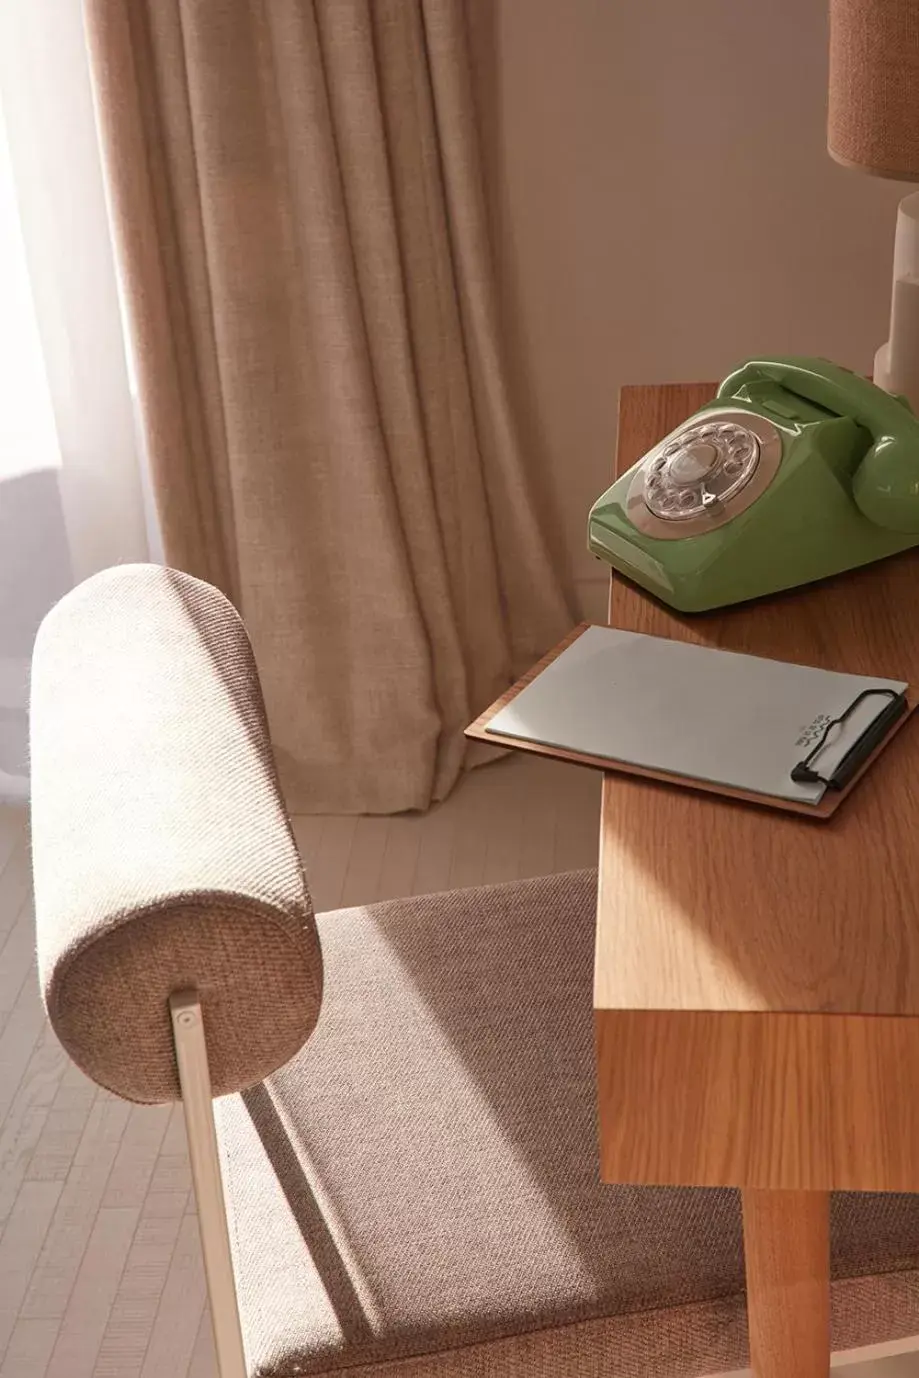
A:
<box><xmin>486</xmin><ymin>626</ymin><xmax>907</xmax><ymax>804</ymax></box>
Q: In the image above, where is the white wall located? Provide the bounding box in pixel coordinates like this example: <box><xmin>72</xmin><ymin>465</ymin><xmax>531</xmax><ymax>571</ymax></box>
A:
<box><xmin>468</xmin><ymin>0</ymin><xmax>908</xmax><ymax>615</ymax></box>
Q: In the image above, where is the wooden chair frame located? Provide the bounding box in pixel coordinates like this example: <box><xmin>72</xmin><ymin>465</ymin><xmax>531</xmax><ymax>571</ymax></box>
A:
<box><xmin>170</xmin><ymin>990</ymin><xmax>247</xmax><ymax>1378</ymax></box>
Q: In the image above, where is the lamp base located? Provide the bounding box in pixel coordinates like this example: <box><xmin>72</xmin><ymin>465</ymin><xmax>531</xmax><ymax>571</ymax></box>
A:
<box><xmin>875</xmin><ymin>192</ymin><xmax>919</xmax><ymax>415</ymax></box>
<box><xmin>875</xmin><ymin>341</ymin><xmax>892</xmax><ymax>394</ymax></box>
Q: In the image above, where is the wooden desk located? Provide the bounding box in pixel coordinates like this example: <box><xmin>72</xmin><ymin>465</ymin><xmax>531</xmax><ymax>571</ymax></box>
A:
<box><xmin>595</xmin><ymin>383</ymin><xmax>919</xmax><ymax>1378</ymax></box>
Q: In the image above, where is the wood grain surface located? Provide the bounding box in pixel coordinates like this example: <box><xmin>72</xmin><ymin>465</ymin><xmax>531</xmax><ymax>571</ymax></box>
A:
<box><xmin>595</xmin><ymin>1008</ymin><xmax>919</xmax><ymax>1190</ymax></box>
<box><xmin>595</xmin><ymin>383</ymin><xmax>919</xmax><ymax>1197</ymax></box>
<box><xmin>597</xmin><ymin>383</ymin><xmax>919</xmax><ymax>1019</ymax></box>
<box><xmin>743</xmin><ymin>1189</ymin><xmax>830</xmax><ymax>1378</ymax></box>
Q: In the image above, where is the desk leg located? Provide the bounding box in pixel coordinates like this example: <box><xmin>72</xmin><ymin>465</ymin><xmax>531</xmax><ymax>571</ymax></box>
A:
<box><xmin>742</xmin><ymin>1189</ymin><xmax>829</xmax><ymax>1378</ymax></box>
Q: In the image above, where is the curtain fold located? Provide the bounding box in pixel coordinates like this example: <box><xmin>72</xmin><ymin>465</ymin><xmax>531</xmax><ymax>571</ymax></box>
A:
<box><xmin>85</xmin><ymin>0</ymin><xmax>572</xmax><ymax>813</ymax></box>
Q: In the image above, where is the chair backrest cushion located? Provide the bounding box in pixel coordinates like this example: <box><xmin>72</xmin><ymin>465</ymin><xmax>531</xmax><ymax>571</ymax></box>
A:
<box><xmin>30</xmin><ymin>564</ymin><xmax>323</xmax><ymax>1103</ymax></box>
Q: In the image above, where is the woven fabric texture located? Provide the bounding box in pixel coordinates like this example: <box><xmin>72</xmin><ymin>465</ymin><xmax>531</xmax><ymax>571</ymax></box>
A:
<box><xmin>211</xmin><ymin>1269</ymin><xmax>919</xmax><ymax>1378</ymax></box>
<box><xmin>83</xmin><ymin>0</ymin><xmax>572</xmax><ymax>814</ymax></box>
<box><xmin>215</xmin><ymin>871</ymin><xmax>919</xmax><ymax>1377</ymax></box>
<box><xmin>30</xmin><ymin>564</ymin><xmax>322</xmax><ymax>1103</ymax></box>
<box><xmin>828</xmin><ymin>0</ymin><xmax>919</xmax><ymax>179</ymax></box>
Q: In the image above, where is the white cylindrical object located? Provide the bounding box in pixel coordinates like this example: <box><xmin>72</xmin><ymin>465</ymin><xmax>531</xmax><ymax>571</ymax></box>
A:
<box><xmin>891</xmin><ymin>191</ymin><xmax>919</xmax><ymax>280</ymax></box>
<box><xmin>874</xmin><ymin>341</ymin><xmax>892</xmax><ymax>394</ymax></box>
<box><xmin>887</xmin><ymin>277</ymin><xmax>919</xmax><ymax>407</ymax></box>
<box><xmin>876</xmin><ymin>192</ymin><xmax>919</xmax><ymax>414</ymax></box>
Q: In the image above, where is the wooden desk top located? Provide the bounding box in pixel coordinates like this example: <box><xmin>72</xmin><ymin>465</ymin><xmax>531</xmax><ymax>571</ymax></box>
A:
<box><xmin>596</xmin><ymin>382</ymin><xmax>919</xmax><ymax>1020</ymax></box>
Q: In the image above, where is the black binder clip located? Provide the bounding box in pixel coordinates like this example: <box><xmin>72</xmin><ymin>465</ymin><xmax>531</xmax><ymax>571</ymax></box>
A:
<box><xmin>790</xmin><ymin>687</ymin><xmax>906</xmax><ymax>791</ymax></box>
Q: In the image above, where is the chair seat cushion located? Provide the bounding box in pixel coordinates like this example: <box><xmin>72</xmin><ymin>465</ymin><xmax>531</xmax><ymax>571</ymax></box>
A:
<box><xmin>214</xmin><ymin>870</ymin><xmax>919</xmax><ymax>1378</ymax></box>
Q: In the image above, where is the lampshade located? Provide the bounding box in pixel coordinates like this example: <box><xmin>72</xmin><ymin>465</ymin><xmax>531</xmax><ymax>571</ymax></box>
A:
<box><xmin>828</xmin><ymin>0</ymin><xmax>919</xmax><ymax>181</ymax></box>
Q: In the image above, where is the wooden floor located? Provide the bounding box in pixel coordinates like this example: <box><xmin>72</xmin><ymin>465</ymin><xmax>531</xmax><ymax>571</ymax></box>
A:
<box><xmin>0</xmin><ymin>754</ymin><xmax>601</xmax><ymax>1378</ymax></box>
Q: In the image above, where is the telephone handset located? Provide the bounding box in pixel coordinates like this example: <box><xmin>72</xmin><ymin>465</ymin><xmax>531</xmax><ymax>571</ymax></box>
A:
<box><xmin>588</xmin><ymin>355</ymin><xmax>919</xmax><ymax>613</ymax></box>
<box><xmin>718</xmin><ymin>358</ymin><xmax>919</xmax><ymax>533</ymax></box>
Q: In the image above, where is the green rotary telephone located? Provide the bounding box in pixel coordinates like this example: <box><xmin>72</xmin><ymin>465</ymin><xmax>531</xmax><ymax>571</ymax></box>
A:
<box><xmin>588</xmin><ymin>357</ymin><xmax>919</xmax><ymax>613</ymax></box>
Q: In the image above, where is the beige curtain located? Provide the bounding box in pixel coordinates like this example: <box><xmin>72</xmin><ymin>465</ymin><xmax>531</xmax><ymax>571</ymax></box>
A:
<box><xmin>85</xmin><ymin>0</ymin><xmax>572</xmax><ymax>813</ymax></box>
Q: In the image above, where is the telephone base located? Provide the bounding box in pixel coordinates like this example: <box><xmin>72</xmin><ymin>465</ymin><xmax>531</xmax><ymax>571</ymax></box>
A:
<box><xmin>589</xmin><ymin>388</ymin><xmax>919</xmax><ymax>613</ymax></box>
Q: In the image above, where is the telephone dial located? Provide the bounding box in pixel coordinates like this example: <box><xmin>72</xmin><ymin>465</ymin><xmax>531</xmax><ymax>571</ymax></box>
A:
<box><xmin>588</xmin><ymin>356</ymin><xmax>919</xmax><ymax>612</ymax></box>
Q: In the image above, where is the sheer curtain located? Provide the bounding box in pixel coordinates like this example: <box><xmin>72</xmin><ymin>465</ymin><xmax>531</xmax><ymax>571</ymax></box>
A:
<box><xmin>0</xmin><ymin>0</ymin><xmax>149</xmax><ymax>799</ymax></box>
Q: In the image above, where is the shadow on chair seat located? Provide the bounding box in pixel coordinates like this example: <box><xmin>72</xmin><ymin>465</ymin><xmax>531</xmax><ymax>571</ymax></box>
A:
<box><xmin>220</xmin><ymin>871</ymin><xmax>919</xmax><ymax>1378</ymax></box>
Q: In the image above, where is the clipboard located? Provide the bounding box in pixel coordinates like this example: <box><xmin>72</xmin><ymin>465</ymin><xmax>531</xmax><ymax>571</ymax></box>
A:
<box><xmin>465</xmin><ymin>623</ymin><xmax>918</xmax><ymax>819</ymax></box>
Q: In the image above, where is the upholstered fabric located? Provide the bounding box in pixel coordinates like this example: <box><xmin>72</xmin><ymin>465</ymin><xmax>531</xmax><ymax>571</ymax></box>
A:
<box><xmin>828</xmin><ymin>0</ymin><xmax>919</xmax><ymax>179</ymax></box>
<box><xmin>30</xmin><ymin>564</ymin><xmax>322</xmax><ymax>1103</ymax></box>
<box><xmin>83</xmin><ymin>0</ymin><xmax>571</xmax><ymax>815</ymax></box>
<box><xmin>215</xmin><ymin>871</ymin><xmax>919</xmax><ymax>1377</ymax></box>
